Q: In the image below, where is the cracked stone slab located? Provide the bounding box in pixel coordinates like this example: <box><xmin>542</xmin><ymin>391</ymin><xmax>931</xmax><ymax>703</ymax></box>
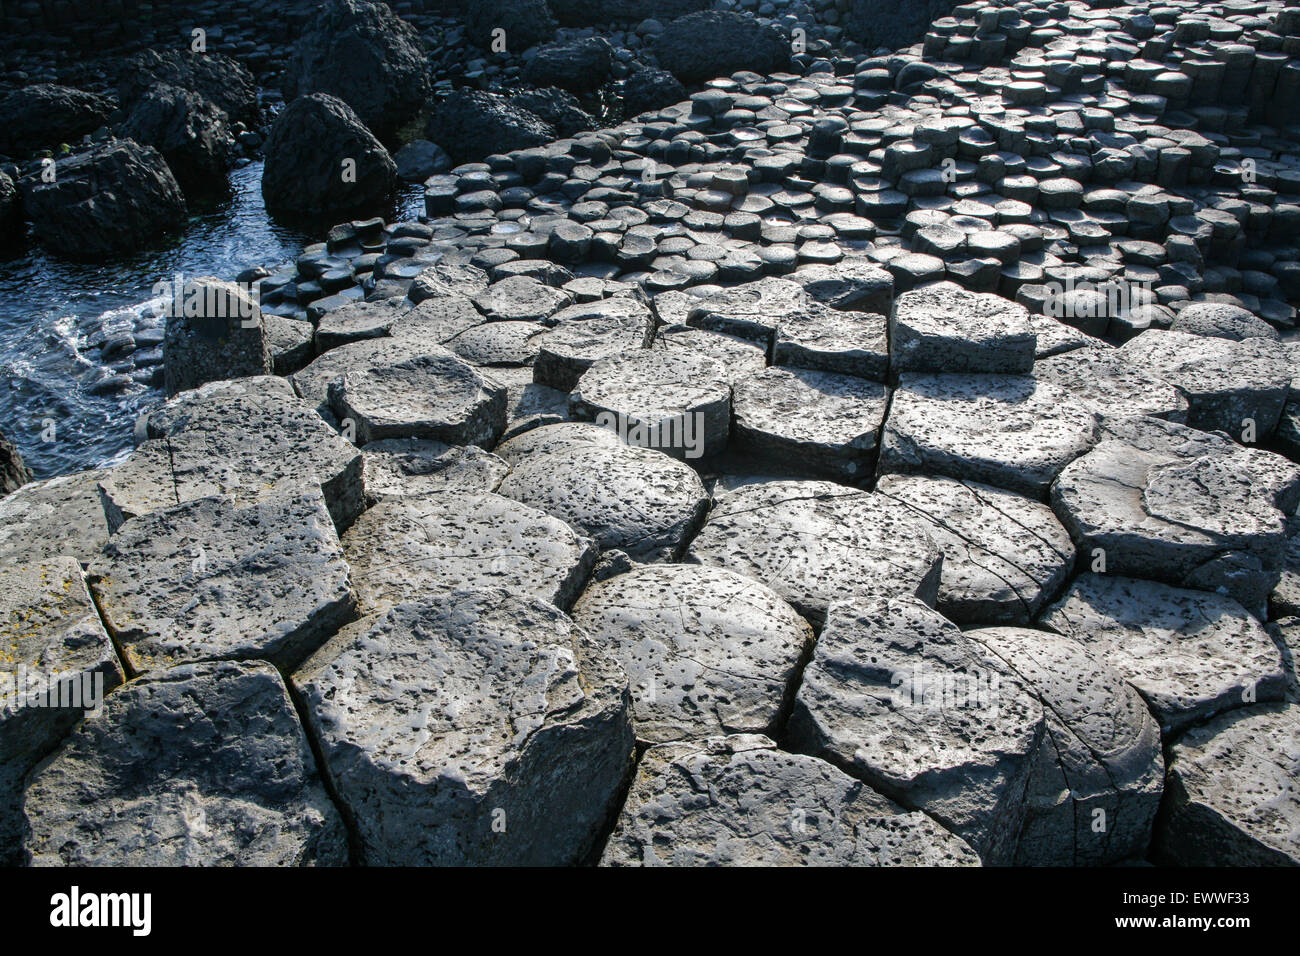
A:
<box><xmin>650</xmin><ymin>326</ymin><xmax>767</xmax><ymax>385</ymax></box>
<box><xmin>443</xmin><ymin>320</ymin><xmax>547</xmax><ymax>367</ymax></box>
<box><xmin>361</xmin><ymin>438</ymin><xmax>509</xmax><ymax>504</ymax></box>
<box><xmin>890</xmin><ymin>282</ymin><xmax>1036</xmax><ymax>374</ymax></box>
<box><xmin>571</xmin><ymin>350</ymin><xmax>731</xmax><ymax>459</ymax></box>
<box><xmin>1028</xmin><ymin>313</ymin><xmax>1106</xmax><ymax>358</ymax></box>
<box><xmin>772</xmin><ymin>300</ymin><xmax>889</xmax><ymax>381</ymax></box>
<box><xmin>968</xmin><ymin>625</ymin><xmax>1163</xmax><ymax>866</ymax></box>
<box><xmin>788</xmin><ymin>260</ymin><xmax>894</xmax><ymax>315</ymax></box>
<box><xmin>88</xmin><ymin>489</ymin><xmax>356</xmax><ymax>674</ymax></box>
<box><xmin>109</xmin><ymin>375</ymin><xmax>365</xmax><ymax>531</ymax></box>
<box><xmin>293</xmin><ymin>590</ymin><xmax>633</xmax><ymax>866</ymax></box>
<box><xmin>340</xmin><ymin>490</ymin><xmax>595</xmax><ymax>614</ymax></box>
<box><xmin>685</xmin><ymin>480</ymin><xmax>943</xmax><ymax>627</ymax></box>
<box><xmin>786</xmin><ymin>597</ymin><xmax>1045</xmax><ymax>864</ymax></box>
<box><xmin>22</xmin><ymin>660</ymin><xmax>347</xmax><ymax>866</ymax></box>
<box><xmin>532</xmin><ymin>298</ymin><xmax>654</xmax><ymax>391</ymax></box>
<box><xmin>1050</xmin><ymin>415</ymin><xmax>1300</xmax><ymax>614</ymax></box>
<box><xmin>472</xmin><ymin>275</ymin><xmax>573</xmax><ymax>323</ymax></box>
<box><xmin>327</xmin><ymin>347</ymin><xmax>507</xmax><ymax>447</ymax></box>
<box><xmin>875</xmin><ymin>474</ymin><xmax>1075</xmax><ymax>626</ymax></box>
<box><xmin>1120</xmin><ymin>329</ymin><xmax>1293</xmax><ymax>438</ymax></box>
<box><xmin>483</xmin><ymin>364</ymin><xmax>574</xmax><ymax>441</ymax></box>
<box><xmin>388</xmin><ymin>292</ymin><xmax>487</xmax><ymax>345</ymax></box>
<box><xmin>0</xmin><ymin>558</ymin><xmax>125</xmax><ymax>865</ymax></box>
<box><xmin>1155</xmin><ymin>701</ymin><xmax>1300</xmax><ymax>866</ymax></box>
<box><xmin>732</xmin><ymin>366</ymin><xmax>889</xmax><ymax>482</ymax></box>
<box><xmin>495</xmin><ymin>423</ymin><xmax>708</xmax><ymax>562</ymax></box>
<box><xmin>1039</xmin><ymin>574</ymin><xmax>1287</xmax><ymax>734</ymax></box>
<box><xmin>571</xmin><ymin>564</ymin><xmax>813</xmax><ymax>744</ymax></box>
<box><xmin>601</xmin><ymin>734</ymin><xmax>980</xmax><ymax>867</ymax></box>
<box><xmin>314</xmin><ymin>296</ymin><xmax>409</xmax><ymax>353</ymax></box>
<box><xmin>1034</xmin><ymin>346</ymin><xmax>1190</xmax><ymax>424</ymax></box>
<box><xmin>685</xmin><ymin>277</ymin><xmax>808</xmax><ymax>346</ymax></box>
<box><xmin>0</xmin><ymin>468</ymin><xmax>112</xmax><ymax>567</ymax></box>
<box><xmin>289</xmin><ymin>336</ymin><xmax>436</xmax><ymax>413</ymax></box>
<box><xmin>879</xmin><ymin>374</ymin><xmax>1097</xmax><ymax>498</ymax></box>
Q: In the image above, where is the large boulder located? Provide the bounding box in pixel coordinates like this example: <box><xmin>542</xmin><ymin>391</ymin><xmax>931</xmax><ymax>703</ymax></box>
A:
<box><xmin>844</xmin><ymin>0</ymin><xmax>958</xmax><ymax>50</ymax></box>
<box><xmin>261</xmin><ymin>93</ymin><xmax>397</xmax><ymax>226</ymax></box>
<box><xmin>0</xmin><ymin>171</ymin><xmax>22</xmax><ymax>240</ymax></box>
<box><xmin>119</xmin><ymin>84</ymin><xmax>233</xmax><ymax>198</ymax></box>
<box><xmin>0</xmin><ymin>431</ymin><xmax>31</xmax><ymax>495</ymax></box>
<box><xmin>620</xmin><ymin>67</ymin><xmax>688</xmax><ymax>117</ymax></box>
<box><xmin>426</xmin><ymin>90</ymin><xmax>554</xmax><ymax>165</ymax></box>
<box><xmin>0</xmin><ymin>84</ymin><xmax>113</xmax><ymax>156</ymax></box>
<box><xmin>653</xmin><ymin>12</ymin><xmax>790</xmax><ymax>84</ymax></box>
<box><xmin>509</xmin><ymin>88</ymin><xmax>597</xmax><ymax>137</ymax></box>
<box><xmin>118</xmin><ymin>49</ymin><xmax>258</xmax><ymax>123</ymax></box>
<box><xmin>550</xmin><ymin>0</ymin><xmax>708</xmax><ymax>25</ymax></box>
<box><xmin>19</xmin><ymin>138</ymin><xmax>187</xmax><ymax>260</ymax></box>
<box><xmin>464</xmin><ymin>0</ymin><xmax>557</xmax><ymax>51</ymax></box>
<box><xmin>523</xmin><ymin>38</ymin><xmax>614</xmax><ymax>92</ymax></box>
<box><xmin>282</xmin><ymin>0</ymin><xmax>431</xmax><ymax>141</ymax></box>
<box><xmin>162</xmin><ymin>277</ymin><xmax>273</xmax><ymax>397</ymax></box>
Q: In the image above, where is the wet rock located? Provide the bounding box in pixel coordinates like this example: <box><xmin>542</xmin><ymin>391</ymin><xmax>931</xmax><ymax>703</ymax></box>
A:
<box><xmin>654</xmin><ymin>12</ymin><xmax>790</xmax><ymax>84</ymax></box>
<box><xmin>88</xmin><ymin>489</ymin><xmax>356</xmax><ymax>674</ymax></box>
<box><xmin>0</xmin><ymin>171</ymin><xmax>21</xmax><ymax>239</ymax></box>
<box><xmin>0</xmin><ymin>84</ymin><xmax>113</xmax><ymax>156</ymax></box>
<box><xmin>0</xmin><ymin>431</ymin><xmax>31</xmax><ymax>495</ymax></box>
<box><xmin>162</xmin><ymin>276</ymin><xmax>273</xmax><ymax>397</ymax></box>
<box><xmin>426</xmin><ymin>90</ymin><xmax>554</xmax><ymax>166</ymax></box>
<box><xmin>787</xmin><ymin>597</ymin><xmax>1045</xmax><ymax>864</ymax></box>
<box><xmin>602</xmin><ymin>734</ymin><xmax>980</xmax><ymax>866</ymax></box>
<box><xmin>119</xmin><ymin>84</ymin><xmax>233</xmax><ymax>198</ymax></box>
<box><xmin>393</xmin><ymin>140</ymin><xmax>451</xmax><ymax>182</ymax></box>
<box><xmin>361</xmin><ymin>438</ymin><xmax>508</xmax><ymax>503</ymax></box>
<box><xmin>0</xmin><ymin>468</ymin><xmax>111</xmax><ymax>567</ymax></box>
<box><xmin>890</xmin><ymin>283</ymin><xmax>1035</xmax><ymax>375</ymax></box>
<box><xmin>118</xmin><ymin>49</ymin><xmax>257</xmax><ymax>123</ymax></box>
<box><xmin>22</xmin><ymin>660</ymin><xmax>347</xmax><ymax>866</ymax></box>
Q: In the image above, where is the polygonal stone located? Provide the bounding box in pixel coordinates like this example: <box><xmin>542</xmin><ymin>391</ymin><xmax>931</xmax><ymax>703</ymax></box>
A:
<box><xmin>601</xmin><ymin>734</ymin><xmax>980</xmax><ymax>867</ymax></box>
<box><xmin>880</xmin><ymin>374</ymin><xmax>1097</xmax><ymax>497</ymax></box>
<box><xmin>163</xmin><ymin>277</ymin><xmax>273</xmax><ymax>397</ymax></box>
<box><xmin>786</xmin><ymin>597</ymin><xmax>1045</xmax><ymax>864</ymax></box>
<box><xmin>341</xmin><ymin>490</ymin><xmax>595</xmax><ymax>613</ymax></box>
<box><xmin>967</xmin><ymin>626</ymin><xmax>1164</xmax><ymax>866</ymax></box>
<box><xmin>314</xmin><ymin>296</ymin><xmax>408</xmax><ymax>352</ymax></box>
<box><xmin>772</xmin><ymin>300</ymin><xmax>889</xmax><ymax>380</ymax></box>
<box><xmin>289</xmin><ymin>336</ymin><xmax>432</xmax><ymax>412</ymax></box>
<box><xmin>444</xmin><ymin>320</ymin><xmax>546</xmax><ymax>367</ymax></box>
<box><xmin>532</xmin><ymin>298</ymin><xmax>654</xmax><ymax>391</ymax></box>
<box><xmin>22</xmin><ymin>660</ymin><xmax>348</xmax><ymax>866</ymax></box>
<box><xmin>0</xmin><ymin>468</ymin><xmax>111</xmax><ymax>567</ymax></box>
<box><xmin>1034</xmin><ymin>346</ymin><xmax>1189</xmax><ymax>423</ymax></box>
<box><xmin>1040</xmin><ymin>575</ymin><xmax>1287</xmax><ymax>733</ymax></box>
<box><xmin>686</xmin><ymin>480</ymin><xmax>943</xmax><ymax>626</ymax></box>
<box><xmin>685</xmin><ymin>276</ymin><xmax>808</xmax><ymax>345</ymax></box>
<box><xmin>361</xmin><ymin>438</ymin><xmax>509</xmax><ymax>504</ymax></box>
<box><xmin>389</xmin><ymin>292</ymin><xmax>488</xmax><ymax>345</ymax></box>
<box><xmin>650</xmin><ymin>326</ymin><xmax>767</xmax><ymax>385</ymax></box>
<box><xmin>495</xmin><ymin>423</ymin><xmax>707</xmax><ymax>562</ymax></box>
<box><xmin>890</xmin><ymin>282</ymin><xmax>1036</xmax><ymax>374</ymax></box>
<box><xmin>571</xmin><ymin>565</ymin><xmax>813</xmax><ymax>743</ymax></box>
<box><xmin>875</xmin><ymin>474</ymin><xmax>1075</xmax><ymax>626</ymax></box>
<box><xmin>473</xmin><ymin>274</ymin><xmax>572</xmax><ymax>322</ymax></box>
<box><xmin>1170</xmin><ymin>302</ymin><xmax>1280</xmax><ymax>341</ymax></box>
<box><xmin>484</xmin><ymin>364</ymin><xmax>573</xmax><ymax>441</ymax></box>
<box><xmin>88</xmin><ymin>489</ymin><xmax>356</xmax><ymax>674</ymax></box>
<box><xmin>293</xmin><ymin>590</ymin><xmax>634</xmax><ymax>866</ymax></box>
<box><xmin>732</xmin><ymin>366</ymin><xmax>889</xmax><ymax>481</ymax></box>
<box><xmin>788</xmin><ymin>260</ymin><xmax>894</xmax><ymax>314</ymax></box>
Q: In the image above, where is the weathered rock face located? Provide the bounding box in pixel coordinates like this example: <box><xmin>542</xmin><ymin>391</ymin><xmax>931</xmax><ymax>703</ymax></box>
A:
<box><xmin>163</xmin><ymin>277</ymin><xmax>273</xmax><ymax>397</ymax></box>
<box><xmin>1040</xmin><ymin>575</ymin><xmax>1286</xmax><ymax>734</ymax></box>
<box><xmin>117</xmin><ymin>49</ymin><xmax>258</xmax><ymax>123</ymax></box>
<box><xmin>282</xmin><ymin>0</ymin><xmax>431</xmax><ymax>141</ymax></box>
<box><xmin>532</xmin><ymin>297</ymin><xmax>655</xmax><ymax>391</ymax></box>
<box><xmin>0</xmin><ymin>431</ymin><xmax>32</xmax><ymax>495</ymax></box>
<box><xmin>119</xmin><ymin>84</ymin><xmax>233</xmax><ymax>198</ymax></box>
<box><xmin>509</xmin><ymin>87</ymin><xmax>597</xmax><ymax>137</ymax></box>
<box><xmin>550</xmin><ymin>0</ymin><xmax>708</xmax><ymax>25</ymax></box>
<box><xmin>654</xmin><ymin>12</ymin><xmax>790</xmax><ymax>84</ymax></box>
<box><xmin>843</xmin><ymin>0</ymin><xmax>958</xmax><ymax>50</ymax></box>
<box><xmin>787</xmin><ymin>598</ymin><xmax>1045</xmax><ymax>864</ymax></box>
<box><xmin>772</xmin><ymin>300</ymin><xmax>889</xmax><ymax>381</ymax></box>
<box><xmin>621</xmin><ymin>67</ymin><xmax>687</xmax><ymax>117</ymax></box>
<box><xmin>0</xmin><ymin>171</ymin><xmax>22</xmax><ymax>240</ymax></box>
<box><xmin>890</xmin><ymin>282</ymin><xmax>1036</xmax><ymax>374</ymax></box>
<box><xmin>340</xmin><ymin>490</ymin><xmax>595</xmax><ymax>614</ymax></box>
<box><xmin>22</xmin><ymin>660</ymin><xmax>348</xmax><ymax>866</ymax></box>
<box><xmin>687</xmin><ymin>480</ymin><xmax>943</xmax><ymax>627</ymax></box>
<box><xmin>290</xmin><ymin>335</ymin><xmax>434</xmax><ymax>413</ymax></box>
<box><xmin>572</xmin><ymin>565</ymin><xmax>812</xmax><ymax>743</ymax></box>
<box><xmin>426</xmin><ymin>90</ymin><xmax>554</xmax><ymax>165</ymax></box>
<box><xmin>361</xmin><ymin>438</ymin><xmax>509</xmax><ymax>503</ymax></box>
<box><xmin>0</xmin><ymin>558</ymin><xmax>124</xmax><ymax>866</ymax></box>
<box><xmin>1170</xmin><ymin>302</ymin><xmax>1280</xmax><ymax>342</ymax></box>
<box><xmin>789</xmin><ymin>261</ymin><xmax>895</xmax><ymax>316</ymax></box>
<box><xmin>293</xmin><ymin>590</ymin><xmax>634</xmax><ymax>865</ymax></box>
<box><xmin>0</xmin><ymin>84</ymin><xmax>113</xmax><ymax>156</ymax></box>
<box><xmin>523</xmin><ymin>38</ymin><xmax>613</xmax><ymax>93</ymax></box>
<box><xmin>1156</xmin><ymin>702</ymin><xmax>1300</xmax><ymax>866</ymax></box>
<box><xmin>967</xmin><ymin>626</ymin><xmax>1164</xmax><ymax>866</ymax></box>
<box><xmin>602</xmin><ymin>735</ymin><xmax>980</xmax><ymax>866</ymax></box>
<box><xmin>261</xmin><ymin>93</ymin><xmax>398</xmax><ymax>226</ymax></box>
<box><xmin>19</xmin><ymin>138</ymin><xmax>187</xmax><ymax>260</ymax></box>
<box><xmin>1033</xmin><ymin>346</ymin><xmax>1190</xmax><ymax>424</ymax></box>
<box><xmin>0</xmin><ymin>468</ymin><xmax>111</xmax><ymax>567</ymax></box>
<box><xmin>89</xmin><ymin>489</ymin><xmax>357</xmax><ymax>674</ymax></box>
<box><xmin>1050</xmin><ymin>416</ymin><xmax>1300</xmax><ymax>615</ymax></box>
<box><xmin>464</xmin><ymin>0</ymin><xmax>557</xmax><ymax>52</ymax></box>
<box><xmin>875</xmin><ymin>474</ymin><xmax>1075</xmax><ymax>626</ymax></box>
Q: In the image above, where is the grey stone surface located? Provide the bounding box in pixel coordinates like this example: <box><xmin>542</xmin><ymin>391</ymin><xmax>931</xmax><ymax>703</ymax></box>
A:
<box><xmin>361</xmin><ymin>438</ymin><xmax>509</xmax><ymax>503</ymax></box>
<box><xmin>1034</xmin><ymin>346</ymin><xmax>1190</xmax><ymax>424</ymax></box>
<box><xmin>1170</xmin><ymin>302</ymin><xmax>1280</xmax><ymax>342</ymax></box>
<box><xmin>163</xmin><ymin>277</ymin><xmax>273</xmax><ymax>397</ymax></box>
<box><xmin>289</xmin><ymin>336</ymin><xmax>433</xmax><ymax>412</ymax></box>
<box><xmin>890</xmin><ymin>282</ymin><xmax>1036</xmax><ymax>374</ymax></box>
<box><xmin>314</xmin><ymin>297</ymin><xmax>409</xmax><ymax>353</ymax></box>
<box><xmin>772</xmin><ymin>300</ymin><xmax>889</xmax><ymax>381</ymax></box>
<box><xmin>533</xmin><ymin>297</ymin><xmax>654</xmax><ymax>391</ymax></box>
<box><xmin>685</xmin><ymin>277</ymin><xmax>807</xmax><ymax>345</ymax></box>
<box><xmin>0</xmin><ymin>468</ymin><xmax>112</xmax><ymax>567</ymax></box>
<box><xmin>651</xmin><ymin>326</ymin><xmax>767</xmax><ymax>385</ymax></box>
<box><xmin>789</xmin><ymin>260</ymin><xmax>894</xmax><ymax>315</ymax></box>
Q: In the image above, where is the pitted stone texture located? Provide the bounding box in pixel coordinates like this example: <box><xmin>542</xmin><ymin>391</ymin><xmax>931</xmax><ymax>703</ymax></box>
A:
<box><xmin>1034</xmin><ymin>346</ymin><xmax>1190</xmax><ymax>424</ymax></box>
<box><xmin>686</xmin><ymin>480</ymin><xmax>943</xmax><ymax>627</ymax></box>
<box><xmin>571</xmin><ymin>350</ymin><xmax>731</xmax><ymax>460</ymax></box>
<box><xmin>786</xmin><ymin>598</ymin><xmax>1045</xmax><ymax>865</ymax></box>
<box><xmin>88</xmin><ymin>490</ymin><xmax>356</xmax><ymax>674</ymax></box>
<box><xmin>772</xmin><ymin>300</ymin><xmax>889</xmax><ymax>381</ymax></box>
<box><xmin>1271</xmin><ymin>515</ymin><xmax>1300</xmax><ymax>620</ymax></box>
<box><xmin>163</xmin><ymin>277</ymin><xmax>273</xmax><ymax>397</ymax></box>
<box><xmin>788</xmin><ymin>260</ymin><xmax>894</xmax><ymax>315</ymax></box>
<box><xmin>110</xmin><ymin>376</ymin><xmax>365</xmax><ymax>530</ymax></box>
<box><xmin>968</xmin><ymin>626</ymin><xmax>1164</xmax><ymax>866</ymax></box>
<box><xmin>473</xmin><ymin>275</ymin><xmax>573</xmax><ymax>323</ymax></box>
<box><xmin>293</xmin><ymin>590</ymin><xmax>633</xmax><ymax>866</ymax></box>
<box><xmin>444</xmin><ymin>320</ymin><xmax>547</xmax><ymax>367</ymax></box>
<box><xmin>1050</xmin><ymin>416</ymin><xmax>1300</xmax><ymax>615</ymax></box>
<box><xmin>685</xmin><ymin>277</ymin><xmax>808</xmax><ymax>345</ymax></box>
<box><xmin>732</xmin><ymin>366</ymin><xmax>889</xmax><ymax>482</ymax></box>
<box><xmin>22</xmin><ymin>660</ymin><xmax>347</xmax><ymax>866</ymax></box>
<box><xmin>571</xmin><ymin>565</ymin><xmax>812</xmax><ymax>743</ymax></box>
<box><xmin>485</xmin><ymin>364</ymin><xmax>574</xmax><ymax>441</ymax></box>
<box><xmin>314</xmin><ymin>296</ymin><xmax>408</xmax><ymax>352</ymax></box>
<box><xmin>890</xmin><ymin>283</ymin><xmax>1035</xmax><ymax>374</ymax></box>
<box><xmin>0</xmin><ymin>468</ymin><xmax>111</xmax><ymax>567</ymax></box>
<box><xmin>533</xmin><ymin>298</ymin><xmax>655</xmax><ymax>392</ymax></box>
<box><xmin>1170</xmin><ymin>302</ymin><xmax>1280</xmax><ymax>342</ymax></box>
<box><xmin>409</xmin><ymin>261</ymin><xmax>490</xmax><ymax>303</ymax></box>
<box><xmin>1040</xmin><ymin>575</ymin><xmax>1287</xmax><ymax>734</ymax></box>
<box><xmin>1120</xmin><ymin>330</ymin><xmax>1292</xmax><ymax>438</ymax></box>
<box><xmin>875</xmin><ymin>474</ymin><xmax>1075</xmax><ymax>626</ymax></box>
<box><xmin>1156</xmin><ymin>702</ymin><xmax>1300</xmax><ymax>866</ymax></box>
<box><xmin>289</xmin><ymin>336</ymin><xmax>433</xmax><ymax>412</ymax></box>
<box><xmin>327</xmin><ymin>347</ymin><xmax>507</xmax><ymax>447</ymax></box>
<box><xmin>341</xmin><ymin>490</ymin><xmax>595</xmax><ymax>614</ymax></box>
<box><xmin>361</xmin><ymin>438</ymin><xmax>509</xmax><ymax>504</ymax></box>
<box><xmin>0</xmin><ymin>558</ymin><xmax>125</xmax><ymax>865</ymax></box>
<box><xmin>601</xmin><ymin>735</ymin><xmax>979</xmax><ymax>867</ymax></box>
<box><xmin>388</xmin><ymin>293</ymin><xmax>487</xmax><ymax>346</ymax></box>
<box><xmin>495</xmin><ymin>424</ymin><xmax>707</xmax><ymax>562</ymax></box>
<box><xmin>880</xmin><ymin>374</ymin><xmax>1097</xmax><ymax>498</ymax></box>
<box><xmin>1028</xmin><ymin>313</ymin><xmax>1106</xmax><ymax>358</ymax></box>
<box><xmin>651</xmin><ymin>326</ymin><xmax>767</xmax><ymax>385</ymax></box>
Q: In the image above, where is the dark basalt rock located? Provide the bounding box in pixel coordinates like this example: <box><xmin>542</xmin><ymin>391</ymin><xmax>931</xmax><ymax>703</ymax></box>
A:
<box><xmin>464</xmin><ymin>0</ymin><xmax>557</xmax><ymax>52</ymax></box>
<box><xmin>549</xmin><ymin>0</ymin><xmax>709</xmax><ymax>25</ymax></box>
<box><xmin>0</xmin><ymin>431</ymin><xmax>31</xmax><ymax>495</ymax></box>
<box><xmin>0</xmin><ymin>84</ymin><xmax>114</xmax><ymax>157</ymax></box>
<box><xmin>426</xmin><ymin>89</ymin><xmax>554</xmax><ymax>165</ymax></box>
<box><xmin>653</xmin><ymin>11</ymin><xmax>790</xmax><ymax>84</ymax></box>
<box><xmin>620</xmin><ymin>67</ymin><xmax>687</xmax><ymax>117</ymax></box>
<box><xmin>119</xmin><ymin>84</ymin><xmax>233</xmax><ymax>199</ymax></box>
<box><xmin>509</xmin><ymin>88</ymin><xmax>597</xmax><ymax>138</ymax></box>
<box><xmin>0</xmin><ymin>172</ymin><xmax>22</xmax><ymax>241</ymax></box>
<box><xmin>522</xmin><ymin>37</ymin><xmax>614</xmax><ymax>93</ymax></box>
<box><xmin>117</xmin><ymin>49</ymin><xmax>258</xmax><ymax>124</ymax></box>
<box><xmin>844</xmin><ymin>0</ymin><xmax>959</xmax><ymax>51</ymax></box>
